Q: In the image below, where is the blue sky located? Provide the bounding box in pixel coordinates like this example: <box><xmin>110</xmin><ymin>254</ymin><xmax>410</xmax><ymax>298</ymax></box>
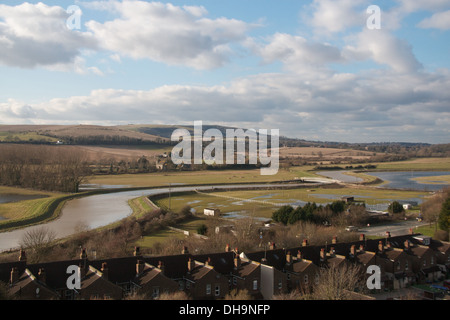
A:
<box><xmin>1</xmin><ymin>0</ymin><xmax>450</xmax><ymax>143</ymax></box>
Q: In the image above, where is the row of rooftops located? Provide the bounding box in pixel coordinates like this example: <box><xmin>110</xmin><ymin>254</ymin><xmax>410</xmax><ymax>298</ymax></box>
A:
<box><xmin>1</xmin><ymin>230</ymin><xmax>449</xmax><ymax>299</ymax></box>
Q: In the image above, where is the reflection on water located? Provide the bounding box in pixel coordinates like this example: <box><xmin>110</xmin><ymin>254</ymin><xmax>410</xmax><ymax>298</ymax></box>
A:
<box><xmin>367</xmin><ymin>171</ymin><xmax>450</xmax><ymax>191</ymax></box>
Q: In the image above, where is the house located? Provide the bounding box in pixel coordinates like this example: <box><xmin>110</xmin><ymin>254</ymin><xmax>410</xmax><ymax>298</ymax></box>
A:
<box><xmin>76</xmin><ymin>263</ymin><xmax>124</xmax><ymax>300</ymax></box>
<box><xmin>375</xmin><ymin>241</ymin><xmax>416</xmax><ymax>290</ymax></box>
<box><xmin>230</xmin><ymin>250</ymin><xmax>262</xmax><ymax>298</ymax></box>
<box><xmin>284</xmin><ymin>250</ymin><xmax>320</xmax><ymax>293</ymax></box>
<box><xmin>132</xmin><ymin>260</ymin><xmax>179</xmax><ymax>299</ymax></box>
<box><xmin>8</xmin><ymin>267</ymin><xmax>60</xmax><ymax>300</ymax></box>
<box><xmin>402</xmin><ymin>240</ymin><xmax>443</xmax><ymax>283</ymax></box>
<box><xmin>183</xmin><ymin>258</ymin><xmax>229</xmax><ymax>299</ymax></box>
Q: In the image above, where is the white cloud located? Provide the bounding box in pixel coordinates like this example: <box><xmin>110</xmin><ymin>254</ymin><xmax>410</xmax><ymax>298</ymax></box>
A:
<box><xmin>418</xmin><ymin>10</ymin><xmax>450</xmax><ymax>30</ymax></box>
<box><xmin>252</xmin><ymin>33</ymin><xmax>344</xmax><ymax>71</ymax></box>
<box><xmin>2</xmin><ymin>67</ymin><xmax>450</xmax><ymax>143</ymax></box>
<box><xmin>0</xmin><ymin>2</ymin><xmax>97</xmax><ymax>71</ymax></box>
<box><xmin>306</xmin><ymin>0</ymin><xmax>369</xmax><ymax>34</ymax></box>
<box><xmin>343</xmin><ymin>29</ymin><xmax>422</xmax><ymax>73</ymax></box>
<box><xmin>84</xmin><ymin>1</ymin><xmax>251</xmax><ymax>70</ymax></box>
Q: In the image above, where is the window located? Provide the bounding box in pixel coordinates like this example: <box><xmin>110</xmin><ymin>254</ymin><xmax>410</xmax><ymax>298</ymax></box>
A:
<box><xmin>315</xmin><ymin>274</ymin><xmax>320</xmax><ymax>285</ymax></box>
<box><xmin>423</xmin><ymin>259</ymin><xmax>427</xmax><ymax>267</ymax></box>
<box><xmin>215</xmin><ymin>285</ymin><xmax>220</xmax><ymax>297</ymax></box>
<box><xmin>252</xmin><ymin>280</ymin><xmax>258</xmax><ymax>291</ymax></box>
<box><xmin>206</xmin><ymin>284</ymin><xmax>211</xmax><ymax>295</ymax></box>
<box><xmin>397</xmin><ymin>261</ymin><xmax>401</xmax><ymax>270</ymax></box>
<box><xmin>278</xmin><ymin>280</ymin><xmax>282</xmax><ymax>290</ymax></box>
<box><xmin>304</xmin><ymin>275</ymin><xmax>309</xmax><ymax>285</ymax></box>
<box><xmin>405</xmin><ymin>261</ymin><xmax>409</xmax><ymax>270</ymax></box>
<box><xmin>431</xmin><ymin>256</ymin><xmax>434</xmax><ymax>265</ymax></box>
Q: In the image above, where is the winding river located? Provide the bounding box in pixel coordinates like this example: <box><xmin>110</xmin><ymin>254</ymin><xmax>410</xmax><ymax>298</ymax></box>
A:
<box><xmin>0</xmin><ymin>183</ymin><xmax>312</xmax><ymax>252</ymax></box>
<box><xmin>1</xmin><ymin>170</ymin><xmax>448</xmax><ymax>253</ymax></box>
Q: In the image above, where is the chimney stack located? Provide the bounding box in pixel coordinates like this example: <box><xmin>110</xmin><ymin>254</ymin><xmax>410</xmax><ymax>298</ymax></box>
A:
<box><xmin>378</xmin><ymin>241</ymin><xmax>384</xmax><ymax>253</ymax></box>
<box><xmin>270</xmin><ymin>242</ymin><xmax>276</xmax><ymax>250</ymax></box>
<box><xmin>38</xmin><ymin>268</ymin><xmax>46</xmax><ymax>284</ymax></box>
<box><xmin>302</xmin><ymin>239</ymin><xmax>308</xmax><ymax>247</ymax></box>
<box><xmin>10</xmin><ymin>267</ymin><xmax>19</xmax><ymax>284</ymax></box>
<box><xmin>332</xmin><ymin>236</ymin><xmax>337</xmax><ymax>244</ymax></box>
<box><xmin>136</xmin><ymin>260</ymin><xmax>145</xmax><ymax>275</ymax></box>
<box><xmin>182</xmin><ymin>246</ymin><xmax>189</xmax><ymax>254</ymax></box>
<box><xmin>359</xmin><ymin>234</ymin><xmax>365</xmax><ymax>241</ymax></box>
<box><xmin>80</xmin><ymin>248</ymin><xmax>88</xmax><ymax>260</ymax></box>
<box><xmin>101</xmin><ymin>262</ymin><xmax>108</xmax><ymax>280</ymax></box>
<box><xmin>404</xmin><ymin>240</ymin><xmax>410</xmax><ymax>251</ymax></box>
<box><xmin>350</xmin><ymin>245</ymin><xmax>356</xmax><ymax>257</ymax></box>
<box><xmin>297</xmin><ymin>250</ymin><xmax>303</xmax><ymax>261</ymax></box>
<box><xmin>234</xmin><ymin>254</ymin><xmax>241</xmax><ymax>270</ymax></box>
<box><xmin>158</xmin><ymin>261</ymin><xmax>165</xmax><ymax>274</ymax></box>
<box><xmin>225</xmin><ymin>244</ymin><xmax>231</xmax><ymax>252</ymax></box>
<box><xmin>320</xmin><ymin>248</ymin><xmax>326</xmax><ymax>262</ymax></box>
<box><xmin>79</xmin><ymin>262</ymin><xmax>87</xmax><ymax>279</ymax></box>
<box><xmin>385</xmin><ymin>231</ymin><xmax>391</xmax><ymax>238</ymax></box>
<box><xmin>359</xmin><ymin>244</ymin><xmax>365</xmax><ymax>252</ymax></box>
<box><xmin>133</xmin><ymin>246</ymin><xmax>141</xmax><ymax>256</ymax></box>
<box><xmin>409</xmin><ymin>228</ymin><xmax>414</xmax><ymax>235</ymax></box>
<box><xmin>286</xmin><ymin>251</ymin><xmax>292</xmax><ymax>265</ymax></box>
<box><xmin>187</xmin><ymin>258</ymin><xmax>195</xmax><ymax>273</ymax></box>
<box><xmin>205</xmin><ymin>257</ymin><xmax>212</xmax><ymax>267</ymax></box>
<box><xmin>19</xmin><ymin>249</ymin><xmax>27</xmax><ymax>262</ymax></box>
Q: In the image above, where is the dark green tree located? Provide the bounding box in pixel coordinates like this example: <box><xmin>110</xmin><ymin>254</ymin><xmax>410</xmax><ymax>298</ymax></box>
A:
<box><xmin>388</xmin><ymin>201</ymin><xmax>404</xmax><ymax>215</ymax></box>
<box><xmin>438</xmin><ymin>197</ymin><xmax>450</xmax><ymax>231</ymax></box>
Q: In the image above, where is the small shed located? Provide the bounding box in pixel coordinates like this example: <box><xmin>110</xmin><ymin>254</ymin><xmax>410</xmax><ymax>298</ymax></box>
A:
<box><xmin>204</xmin><ymin>208</ymin><xmax>221</xmax><ymax>217</ymax></box>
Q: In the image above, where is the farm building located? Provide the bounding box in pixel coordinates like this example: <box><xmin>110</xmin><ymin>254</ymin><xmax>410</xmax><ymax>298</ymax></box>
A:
<box><xmin>204</xmin><ymin>208</ymin><xmax>221</xmax><ymax>217</ymax></box>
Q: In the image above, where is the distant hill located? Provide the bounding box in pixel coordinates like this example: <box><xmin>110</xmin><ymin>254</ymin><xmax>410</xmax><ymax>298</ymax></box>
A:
<box><xmin>0</xmin><ymin>124</ymin><xmax>448</xmax><ymax>157</ymax></box>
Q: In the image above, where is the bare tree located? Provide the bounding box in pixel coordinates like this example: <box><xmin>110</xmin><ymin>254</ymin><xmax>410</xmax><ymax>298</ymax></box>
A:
<box><xmin>309</xmin><ymin>263</ymin><xmax>366</xmax><ymax>300</ymax></box>
<box><xmin>19</xmin><ymin>226</ymin><xmax>56</xmax><ymax>263</ymax></box>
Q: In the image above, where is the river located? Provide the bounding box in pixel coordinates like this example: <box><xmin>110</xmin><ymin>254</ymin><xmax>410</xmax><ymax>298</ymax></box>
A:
<box><xmin>0</xmin><ymin>183</ymin><xmax>311</xmax><ymax>252</ymax></box>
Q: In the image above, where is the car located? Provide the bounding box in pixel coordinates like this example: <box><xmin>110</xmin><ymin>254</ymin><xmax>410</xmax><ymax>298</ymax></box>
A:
<box><xmin>345</xmin><ymin>226</ymin><xmax>358</xmax><ymax>232</ymax></box>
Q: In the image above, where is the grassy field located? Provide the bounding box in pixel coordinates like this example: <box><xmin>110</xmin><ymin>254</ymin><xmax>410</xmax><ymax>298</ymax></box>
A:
<box><xmin>412</xmin><ymin>175</ymin><xmax>450</xmax><ymax>185</ymax></box>
<box><xmin>134</xmin><ymin>216</ymin><xmax>208</xmax><ymax>248</ymax></box>
<box><xmin>152</xmin><ymin>186</ymin><xmax>432</xmax><ymax>220</ymax></box>
<box><xmin>356</xmin><ymin>157</ymin><xmax>450</xmax><ymax>171</ymax></box>
<box><xmin>86</xmin><ymin>166</ymin><xmax>319</xmax><ymax>188</ymax></box>
<box><xmin>0</xmin><ymin>186</ymin><xmax>61</xmax><ymax>221</ymax></box>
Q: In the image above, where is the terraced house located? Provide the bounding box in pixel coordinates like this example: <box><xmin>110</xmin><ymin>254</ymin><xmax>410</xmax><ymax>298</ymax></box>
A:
<box><xmin>1</xmin><ymin>231</ymin><xmax>449</xmax><ymax>300</ymax></box>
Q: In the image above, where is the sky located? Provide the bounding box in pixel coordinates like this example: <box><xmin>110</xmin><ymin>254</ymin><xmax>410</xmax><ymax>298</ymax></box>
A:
<box><xmin>0</xmin><ymin>0</ymin><xmax>450</xmax><ymax>143</ymax></box>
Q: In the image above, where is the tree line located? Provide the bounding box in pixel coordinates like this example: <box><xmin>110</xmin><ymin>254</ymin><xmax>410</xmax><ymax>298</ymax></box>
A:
<box><xmin>272</xmin><ymin>201</ymin><xmax>368</xmax><ymax>227</ymax></box>
<box><xmin>0</xmin><ymin>144</ymin><xmax>89</xmax><ymax>193</ymax></box>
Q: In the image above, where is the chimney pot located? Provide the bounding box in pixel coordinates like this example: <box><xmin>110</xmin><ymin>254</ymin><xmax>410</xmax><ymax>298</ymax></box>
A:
<box><xmin>359</xmin><ymin>234</ymin><xmax>365</xmax><ymax>241</ymax></box>
<box><xmin>386</xmin><ymin>231</ymin><xmax>391</xmax><ymax>238</ymax></box>
<box><xmin>302</xmin><ymin>239</ymin><xmax>308</xmax><ymax>247</ymax></box>
<box><xmin>225</xmin><ymin>244</ymin><xmax>230</xmax><ymax>252</ymax></box>
<box><xmin>332</xmin><ymin>236</ymin><xmax>337</xmax><ymax>244</ymax></box>
<box><xmin>134</xmin><ymin>246</ymin><xmax>141</xmax><ymax>256</ymax></box>
<box><xmin>297</xmin><ymin>250</ymin><xmax>302</xmax><ymax>260</ymax></box>
<box><xmin>270</xmin><ymin>242</ymin><xmax>276</xmax><ymax>250</ymax></box>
